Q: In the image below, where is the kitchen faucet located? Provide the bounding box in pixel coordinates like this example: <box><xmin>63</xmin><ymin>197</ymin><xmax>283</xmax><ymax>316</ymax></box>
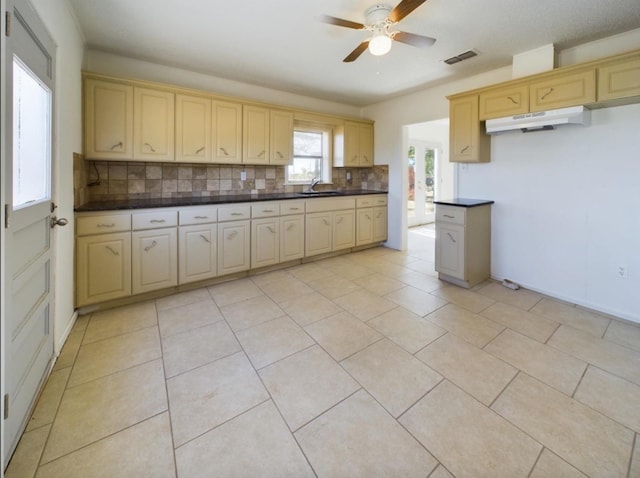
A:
<box><xmin>307</xmin><ymin>177</ymin><xmax>321</xmax><ymax>192</ymax></box>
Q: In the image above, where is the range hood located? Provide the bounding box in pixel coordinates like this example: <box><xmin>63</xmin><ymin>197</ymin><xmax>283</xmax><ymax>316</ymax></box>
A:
<box><xmin>486</xmin><ymin>106</ymin><xmax>590</xmax><ymax>134</ymax></box>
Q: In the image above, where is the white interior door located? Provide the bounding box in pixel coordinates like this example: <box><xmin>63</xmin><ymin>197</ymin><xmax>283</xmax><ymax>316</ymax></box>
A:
<box><xmin>3</xmin><ymin>0</ymin><xmax>58</xmax><ymax>465</ymax></box>
<box><xmin>408</xmin><ymin>140</ymin><xmax>438</xmax><ymax>227</ymax></box>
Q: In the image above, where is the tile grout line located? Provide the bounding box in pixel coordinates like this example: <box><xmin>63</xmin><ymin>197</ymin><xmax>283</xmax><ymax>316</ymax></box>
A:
<box><xmin>627</xmin><ymin>432</ymin><xmax>637</xmax><ymax>478</ymax></box>
<box><xmin>525</xmin><ymin>445</ymin><xmax>545</xmax><ymax>478</ymax></box>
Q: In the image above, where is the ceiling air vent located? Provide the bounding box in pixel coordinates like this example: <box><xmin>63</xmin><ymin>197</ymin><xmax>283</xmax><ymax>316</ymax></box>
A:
<box><xmin>444</xmin><ymin>50</ymin><xmax>478</xmax><ymax>65</ymax></box>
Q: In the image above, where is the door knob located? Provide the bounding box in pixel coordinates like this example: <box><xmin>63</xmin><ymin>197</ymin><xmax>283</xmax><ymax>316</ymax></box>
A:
<box><xmin>50</xmin><ymin>216</ymin><xmax>68</xmax><ymax>228</ymax></box>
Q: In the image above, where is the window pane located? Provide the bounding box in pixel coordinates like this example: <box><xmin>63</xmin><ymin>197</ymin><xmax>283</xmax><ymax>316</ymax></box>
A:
<box><xmin>13</xmin><ymin>56</ymin><xmax>51</xmax><ymax>208</ymax></box>
<box><xmin>287</xmin><ymin>157</ymin><xmax>322</xmax><ymax>182</ymax></box>
<box><xmin>294</xmin><ymin>131</ymin><xmax>322</xmax><ymax>156</ymax></box>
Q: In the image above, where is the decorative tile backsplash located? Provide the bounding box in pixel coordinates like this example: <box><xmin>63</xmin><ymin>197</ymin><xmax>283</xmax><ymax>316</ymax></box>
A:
<box><xmin>76</xmin><ymin>160</ymin><xmax>388</xmax><ymax>205</ymax></box>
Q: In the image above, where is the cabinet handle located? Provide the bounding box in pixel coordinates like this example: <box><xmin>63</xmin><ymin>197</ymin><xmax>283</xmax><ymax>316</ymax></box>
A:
<box><xmin>105</xmin><ymin>246</ymin><xmax>119</xmax><ymax>256</ymax></box>
<box><xmin>290</xmin><ymin>207</ymin><xmax>300</xmax><ymax>210</ymax></box>
<box><xmin>506</xmin><ymin>96</ymin><xmax>518</xmax><ymax>104</ymax></box>
<box><xmin>144</xmin><ymin>240</ymin><xmax>158</xmax><ymax>252</ymax></box>
<box><xmin>276</xmin><ymin>151</ymin><xmax>284</xmax><ymax>159</ymax></box>
<box><xmin>286</xmin><ymin>224</ymin><xmax>295</xmax><ymax>231</ymax></box>
<box><xmin>352</xmin><ymin>155</ymin><xmax>358</xmax><ymax>161</ymax></box>
<box><xmin>262</xmin><ymin>209</ymin><xmax>274</xmax><ymax>213</ymax></box>
<box><xmin>443</xmin><ymin>214</ymin><xmax>455</xmax><ymax>219</ymax></box>
<box><xmin>267</xmin><ymin>226</ymin><xmax>275</xmax><ymax>234</ymax></box>
<box><xmin>195</xmin><ymin>146</ymin><xmax>205</xmax><ymax>154</ymax></box>
<box><xmin>220</xmin><ymin>147</ymin><xmax>229</xmax><ymax>156</ymax></box>
<box><xmin>446</xmin><ymin>232</ymin><xmax>457</xmax><ymax>243</ymax></box>
<box><xmin>194</xmin><ymin>215</ymin><xmax>209</xmax><ymax>219</ymax></box>
<box><xmin>231</xmin><ymin>212</ymin><xmax>244</xmax><ymax>216</ymax></box>
<box><xmin>97</xmin><ymin>223</ymin><xmax>116</xmax><ymax>228</ymax></box>
<box><xmin>258</xmin><ymin>150</ymin><xmax>266</xmax><ymax>158</ymax></box>
<box><xmin>322</xmin><ymin>219</ymin><xmax>329</xmax><ymax>226</ymax></box>
<box><xmin>227</xmin><ymin>231</ymin><xmax>238</xmax><ymax>240</ymax></box>
<box><xmin>200</xmin><ymin>234</ymin><xmax>210</xmax><ymax>243</ymax></box>
<box><xmin>365</xmin><ymin>214</ymin><xmax>371</xmax><ymax>220</ymax></box>
<box><xmin>363</xmin><ymin>155</ymin><xmax>369</xmax><ymax>162</ymax></box>
<box><xmin>144</xmin><ymin>142</ymin><xmax>157</xmax><ymax>152</ymax></box>
<box><xmin>460</xmin><ymin>145</ymin><xmax>470</xmax><ymax>154</ymax></box>
<box><xmin>150</xmin><ymin>219</ymin><xmax>166</xmax><ymax>223</ymax></box>
<box><xmin>541</xmin><ymin>87</ymin><xmax>554</xmax><ymax>100</ymax></box>
<box><xmin>336</xmin><ymin>217</ymin><xmax>343</xmax><ymax>224</ymax></box>
<box><xmin>110</xmin><ymin>141</ymin><xmax>123</xmax><ymax>151</ymax></box>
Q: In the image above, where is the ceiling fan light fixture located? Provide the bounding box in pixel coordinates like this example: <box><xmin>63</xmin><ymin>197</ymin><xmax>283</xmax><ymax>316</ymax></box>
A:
<box><xmin>368</xmin><ymin>33</ymin><xmax>392</xmax><ymax>56</ymax></box>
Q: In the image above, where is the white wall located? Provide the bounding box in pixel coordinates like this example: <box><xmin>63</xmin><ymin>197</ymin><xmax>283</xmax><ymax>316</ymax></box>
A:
<box><xmin>29</xmin><ymin>0</ymin><xmax>85</xmax><ymax>350</ymax></box>
<box><xmin>363</xmin><ymin>29</ymin><xmax>640</xmax><ymax>323</ymax></box>
<box><xmin>85</xmin><ymin>50</ymin><xmax>362</xmax><ymax>119</ymax></box>
<box><xmin>460</xmin><ymin>104</ymin><xmax>640</xmax><ymax>322</ymax></box>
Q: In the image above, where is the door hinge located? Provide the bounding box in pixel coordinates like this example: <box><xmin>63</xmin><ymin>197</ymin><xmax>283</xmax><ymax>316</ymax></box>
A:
<box><xmin>5</xmin><ymin>11</ymin><xmax>10</xmax><ymax>37</ymax></box>
<box><xmin>4</xmin><ymin>204</ymin><xmax>10</xmax><ymax>229</ymax></box>
<box><xmin>3</xmin><ymin>394</ymin><xmax>8</xmax><ymax>420</ymax></box>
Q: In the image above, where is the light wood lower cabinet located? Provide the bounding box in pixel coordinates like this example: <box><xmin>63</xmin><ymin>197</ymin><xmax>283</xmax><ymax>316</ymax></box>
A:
<box><xmin>280</xmin><ymin>215</ymin><xmax>305</xmax><ymax>262</ymax></box>
<box><xmin>132</xmin><ymin>228</ymin><xmax>178</xmax><ymax>295</ymax></box>
<box><xmin>251</xmin><ymin>217</ymin><xmax>279</xmax><ymax>268</ymax></box>
<box><xmin>178</xmin><ymin>224</ymin><xmax>217</xmax><ymax>284</ymax></box>
<box><xmin>305</xmin><ymin>197</ymin><xmax>356</xmax><ymax>257</ymax></box>
<box><xmin>356</xmin><ymin>195</ymin><xmax>388</xmax><ymax>246</ymax></box>
<box><xmin>373</xmin><ymin>206</ymin><xmax>388</xmax><ymax>242</ymax></box>
<box><xmin>333</xmin><ymin>210</ymin><xmax>355</xmax><ymax>251</ymax></box>
<box><xmin>76</xmin><ymin>232</ymin><xmax>131</xmax><ymax>306</ymax></box>
<box><xmin>435</xmin><ymin>203</ymin><xmax>491</xmax><ymax>288</ymax></box>
<box><xmin>305</xmin><ymin>212</ymin><xmax>333</xmax><ymax>256</ymax></box>
<box><xmin>218</xmin><ymin>220</ymin><xmax>251</xmax><ymax>275</ymax></box>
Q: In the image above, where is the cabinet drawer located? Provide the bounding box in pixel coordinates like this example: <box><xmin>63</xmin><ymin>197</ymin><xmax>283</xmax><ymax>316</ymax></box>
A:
<box><xmin>306</xmin><ymin>197</ymin><xmax>356</xmax><ymax>213</ymax></box>
<box><xmin>179</xmin><ymin>207</ymin><xmax>218</xmax><ymax>225</ymax></box>
<box><xmin>251</xmin><ymin>202</ymin><xmax>279</xmax><ymax>218</ymax></box>
<box><xmin>436</xmin><ymin>206</ymin><xmax>465</xmax><ymax>225</ymax></box>
<box><xmin>372</xmin><ymin>195</ymin><xmax>388</xmax><ymax>206</ymax></box>
<box><xmin>218</xmin><ymin>204</ymin><xmax>251</xmax><ymax>222</ymax></box>
<box><xmin>132</xmin><ymin>210</ymin><xmax>178</xmax><ymax>230</ymax></box>
<box><xmin>76</xmin><ymin>213</ymin><xmax>131</xmax><ymax>236</ymax></box>
<box><xmin>356</xmin><ymin>197</ymin><xmax>374</xmax><ymax>208</ymax></box>
<box><xmin>280</xmin><ymin>200</ymin><xmax>305</xmax><ymax>216</ymax></box>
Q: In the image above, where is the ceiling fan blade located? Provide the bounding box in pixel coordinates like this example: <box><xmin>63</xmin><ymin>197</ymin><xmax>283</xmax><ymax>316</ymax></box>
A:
<box><xmin>321</xmin><ymin>15</ymin><xmax>365</xmax><ymax>30</ymax></box>
<box><xmin>388</xmin><ymin>0</ymin><xmax>427</xmax><ymax>23</ymax></box>
<box><xmin>393</xmin><ymin>31</ymin><xmax>436</xmax><ymax>48</ymax></box>
<box><xmin>344</xmin><ymin>41</ymin><xmax>370</xmax><ymax>62</ymax></box>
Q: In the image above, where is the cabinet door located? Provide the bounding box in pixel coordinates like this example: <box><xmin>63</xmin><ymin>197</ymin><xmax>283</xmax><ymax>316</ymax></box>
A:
<box><xmin>450</xmin><ymin>95</ymin><xmax>483</xmax><ymax>163</ymax></box>
<box><xmin>373</xmin><ymin>206</ymin><xmax>388</xmax><ymax>242</ymax></box>
<box><xmin>213</xmin><ymin>100</ymin><xmax>242</xmax><ymax>164</ymax></box>
<box><xmin>343</xmin><ymin>121</ymin><xmax>361</xmax><ymax>167</ymax></box>
<box><xmin>84</xmin><ymin>79</ymin><xmax>133</xmax><ymax>160</ymax></box>
<box><xmin>435</xmin><ymin>223</ymin><xmax>465</xmax><ymax>279</ymax></box>
<box><xmin>251</xmin><ymin>218</ymin><xmax>280</xmax><ymax>269</ymax></box>
<box><xmin>76</xmin><ymin>232</ymin><xmax>131</xmax><ymax>306</ymax></box>
<box><xmin>280</xmin><ymin>214</ymin><xmax>304</xmax><ymax>262</ymax></box>
<box><xmin>359</xmin><ymin>123</ymin><xmax>373</xmax><ymax>166</ymax></box>
<box><xmin>218</xmin><ymin>220</ymin><xmax>250</xmax><ymax>275</ymax></box>
<box><xmin>133</xmin><ymin>87</ymin><xmax>175</xmax><ymax>161</ymax></box>
<box><xmin>356</xmin><ymin>208</ymin><xmax>373</xmax><ymax>246</ymax></box>
<box><xmin>243</xmin><ymin>105</ymin><xmax>270</xmax><ymax>165</ymax></box>
<box><xmin>176</xmin><ymin>94</ymin><xmax>211</xmax><ymax>162</ymax></box>
<box><xmin>132</xmin><ymin>228</ymin><xmax>177</xmax><ymax>294</ymax></box>
<box><xmin>270</xmin><ymin>110</ymin><xmax>293</xmax><ymax>165</ymax></box>
<box><xmin>333</xmin><ymin>210</ymin><xmax>355</xmax><ymax>251</ymax></box>
<box><xmin>597</xmin><ymin>56</ymin><xmax>640</xmax><ymax>102</ymax></box>
<box><xmin>178</xmin><ymin>224</ymin><xmax>217</xmax><ymax>284</ymax></box>
<box><xmin>479</xmin><ymin>84</ymin><xmax>529</xmax><ymax>120</ymax></box>
<box><xmin>305</xmin><ymin>212</ymin><xmax>332</xmax><ymax>256</ymax></box>
<box><xmin>529</xmin><ymin>69</ymin><xmax>596</xmax><ymax>112</ymax></box>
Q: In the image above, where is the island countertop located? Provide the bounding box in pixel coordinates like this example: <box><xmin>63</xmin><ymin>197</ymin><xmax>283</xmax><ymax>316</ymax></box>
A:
<box><xmin>433</xmin><ymin>198</ymin><xmax>494</xmax><ymax>208</ymax></box>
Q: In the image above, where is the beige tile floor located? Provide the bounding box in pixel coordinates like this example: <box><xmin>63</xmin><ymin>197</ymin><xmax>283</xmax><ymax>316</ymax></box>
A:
<box><xmin>6</xmin><ymin>225</ymin><xmax>640</xmax><ymax>478</ymax></box>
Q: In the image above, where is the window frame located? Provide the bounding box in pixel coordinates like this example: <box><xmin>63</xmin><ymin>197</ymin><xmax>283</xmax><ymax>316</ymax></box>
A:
<box><xmin>285</xmin><ymin>122</ymin><xmax>333</xmax><ymax>185</ymax></box>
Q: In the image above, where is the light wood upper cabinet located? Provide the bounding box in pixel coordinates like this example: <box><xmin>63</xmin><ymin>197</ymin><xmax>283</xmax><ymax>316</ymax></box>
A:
<box><xmin>176</xmin><ymin>94</ymin><xmax>211</xmax><ymax>162</ymax></box>
<box><xmin>449</xmin><ymin>94</ymin><xmax>490</xmax><ymax>163</ymax></box>
<box><xmin>133</xmin><ymin>87</ymin><xmax>175</xmax><ymax>161</ymax></box>
<box><xmin>597</xmin><ymin>55</ymin><xmax>640</xmax><ymax>103</ymax></box>
<box><xmin>270</xmin><ymin>109</ymin><xmax>294</xmax><ymax>165</ymax></box>
<box><xmin>479</xmin><ymin>84</ymin><xmax>529</xmax><ymax>120</ymax></box>
<box><xmin>213</xmin><ymin>100</ymin><xmax>243</xmax><ymax>164</ymax></box>
<box><xmin>84</xmin><ymin>79</ymin><xmax>133</xmax><ymax>160</ymax></box>
<box><xmin>529</xmin><ymin>69</ymin><xmax>596</xmax><ymax>112</ymax></box>
<box><xmin>243</xmin><ymin>105</ymin><xmax>270</xmax><ymax>165</ymax></box>
<box><xmin>334</xmin><ymin>121</ymin><xmax>374</xmax><ymax>167</ymax></box>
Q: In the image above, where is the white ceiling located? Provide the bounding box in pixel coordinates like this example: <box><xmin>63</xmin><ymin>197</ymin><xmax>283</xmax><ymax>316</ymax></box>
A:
<box><xmin>68</xmin><ymin>0</ymin><xmax>640</xmax><ymax>106</ymax></box>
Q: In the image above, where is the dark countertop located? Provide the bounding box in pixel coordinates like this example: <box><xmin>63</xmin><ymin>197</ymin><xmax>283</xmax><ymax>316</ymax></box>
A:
<box><xmin>75</xmin><ymin>189</ymin><xmax>388</xmax><ymax>212</ymax></box>
<box><xmin>434</xmin><ymin>198</ymin><xmax>494</xmax><ymax>208</ymax></box>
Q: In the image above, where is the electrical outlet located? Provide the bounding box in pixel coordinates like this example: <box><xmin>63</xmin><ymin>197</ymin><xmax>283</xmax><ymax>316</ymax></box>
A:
<box><xmin>240</xmin><ymin>171</ymin><xmax>247</xmax><ymax>181</ymax></box>
<box><xmin>617</xmin><ymin>265</ymin><xmax>629</xmax><ymax>279</ymax></box>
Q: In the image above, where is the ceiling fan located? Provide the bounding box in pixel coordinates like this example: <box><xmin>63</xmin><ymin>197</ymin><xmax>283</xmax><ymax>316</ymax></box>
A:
<box><xmin>322</xmin><ymin>0</ymin><xmax>436</xmax><ymax>62</ymax></box>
